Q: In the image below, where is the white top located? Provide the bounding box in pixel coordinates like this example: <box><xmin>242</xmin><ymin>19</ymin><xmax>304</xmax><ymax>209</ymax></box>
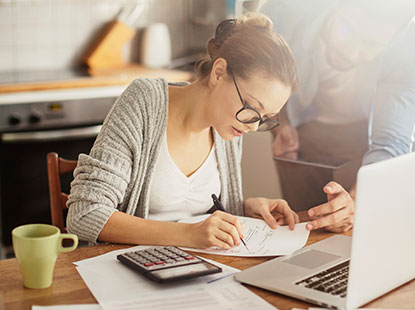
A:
<box><xmin>148</xmin><ymin>133</ymin><xmax>221</xmax><ymax>222</ymax></box>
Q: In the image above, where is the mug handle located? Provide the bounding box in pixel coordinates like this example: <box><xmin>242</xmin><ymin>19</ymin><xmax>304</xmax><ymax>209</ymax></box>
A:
<box><xmin>58</xmin><ymin>234</ymin><xmax>79</xmax><ymax>253</ymax></box>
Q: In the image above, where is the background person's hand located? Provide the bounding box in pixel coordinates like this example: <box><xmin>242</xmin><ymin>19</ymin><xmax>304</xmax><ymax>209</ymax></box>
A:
<box><xmin>272</xmin><ymin>124</ymin><xmax>300</xmax><ymax>159</ymax></box>
<box><xmin>244</xmin><ymin>197</ymin><xmax>299</xmax><ymax>230</ymax></box>
<box><xmin>188</xmin><ymin>211</ymin><xmax>244</xmax><ymax>249</ymax></box>
<box><xmin>306</xmin><ymin>181</ymin><xmax>354</xmax><ymax>233</ymax></box>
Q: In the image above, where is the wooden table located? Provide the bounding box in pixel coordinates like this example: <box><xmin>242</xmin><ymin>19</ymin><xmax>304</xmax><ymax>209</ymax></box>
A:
<box><xmin>1</xmin><ymin>220</ymin><xmax>414</xmax><ymax>310</ymax></box>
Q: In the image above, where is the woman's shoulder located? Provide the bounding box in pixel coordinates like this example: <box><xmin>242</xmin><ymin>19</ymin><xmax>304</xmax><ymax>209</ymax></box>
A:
<box><xmin>122</xmin><ymin>77</ymin><xmax>169</xmax><ymax>105</ymax></box>
<box><xmin>108</xmin><ymin>78</ymin><xmax>169</xmax><ymax>119</ymax></box>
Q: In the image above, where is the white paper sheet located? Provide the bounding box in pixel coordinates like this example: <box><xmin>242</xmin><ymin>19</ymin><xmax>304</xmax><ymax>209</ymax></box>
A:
<box><xmin>179</xmin><ymin>215</ymin><xmax>310</xmax><ymax>256</ymax></box>
<box><xmin>100</xmin><ymin>276</ymin><xmax>275</xmax><ymax>310</ymax></box>
<box><xmin>74</xmin><ymin>246</ymin><xmax>276</xmax><ymax>309</ymax></box>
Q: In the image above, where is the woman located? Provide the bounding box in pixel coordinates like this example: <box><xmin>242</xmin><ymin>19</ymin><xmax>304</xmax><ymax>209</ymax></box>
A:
<box><xmin>67</xmin><ymin>12</ymin><xmax>299</xmax><ymax>249</ymax></box>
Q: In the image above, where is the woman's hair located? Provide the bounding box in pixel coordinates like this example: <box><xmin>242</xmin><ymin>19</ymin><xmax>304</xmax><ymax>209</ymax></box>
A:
<box><xmin>195</xmin><ymin>12</ymin><xmax>298</xmax><ymax>90</ymax></box>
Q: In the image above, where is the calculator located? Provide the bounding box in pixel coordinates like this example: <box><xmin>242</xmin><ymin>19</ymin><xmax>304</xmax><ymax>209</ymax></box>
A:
<box><xmin>117</xmin><ymin>246</ymin><xmax>222</xmax><ymax>283</ymax></box>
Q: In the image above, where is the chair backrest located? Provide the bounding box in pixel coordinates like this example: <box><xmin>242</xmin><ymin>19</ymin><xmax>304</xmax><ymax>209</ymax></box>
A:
<box><xmin>47</xmin><ymin>152</ymin><xmax>77</xmax><ymax>233</ymax></box>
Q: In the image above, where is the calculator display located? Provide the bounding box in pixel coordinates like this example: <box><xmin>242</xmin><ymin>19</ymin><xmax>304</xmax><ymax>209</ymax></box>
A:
<box><xmin>152</xmin><ymin>262</ymin><xmax>215</xmax><ymax>279</ymax></box>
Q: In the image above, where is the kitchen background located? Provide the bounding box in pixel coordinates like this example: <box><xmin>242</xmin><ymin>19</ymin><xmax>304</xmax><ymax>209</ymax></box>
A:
<box><xmin>0</xmin><ymin>0</ymin><xmax>281</xmax><ymax>259</ymax></box>
<box><xmin>0</xmin><ymin>0</ymin><xmax>229</xmax><ymax>72</ymax></box>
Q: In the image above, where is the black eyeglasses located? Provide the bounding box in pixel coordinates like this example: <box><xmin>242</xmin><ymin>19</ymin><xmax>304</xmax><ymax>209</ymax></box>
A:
<box><xmin>230</xmin><ymin>69</ymin><xmax>280</xmax><ymax>132</ymax></box>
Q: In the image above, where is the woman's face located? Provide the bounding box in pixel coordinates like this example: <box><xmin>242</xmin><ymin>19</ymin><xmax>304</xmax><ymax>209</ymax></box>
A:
<box><xmin>210</xmin><ymin>68</ymin><xmax>291</xmax><ymax>141</ymax></box>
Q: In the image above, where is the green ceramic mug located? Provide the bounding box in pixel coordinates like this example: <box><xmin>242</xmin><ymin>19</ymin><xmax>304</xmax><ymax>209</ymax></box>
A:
<box><xmin>12</xmin><ymin>224</ymin><xmax>78</xmax><ymax>289</ymax></box>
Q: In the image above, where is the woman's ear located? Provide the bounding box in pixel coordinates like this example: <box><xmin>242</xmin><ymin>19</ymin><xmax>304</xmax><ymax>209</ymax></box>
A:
<box><xmin>209</xmin><ymin>58</ymin><xmax>228</xmax><ymax>87</ymax></box>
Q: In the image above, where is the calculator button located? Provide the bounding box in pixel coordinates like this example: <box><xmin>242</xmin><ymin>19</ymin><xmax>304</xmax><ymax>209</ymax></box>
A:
<box><xmin>184</xmin><ymin>256</ymin><xmax>195</xmax><ymax>260</ymax></box>
<box><xmin>155</xmin><ymin>261</ymin><xmax>165</xmax><ymax>265</ymax></box>
<box><xmin>144</xmin><ymin>262</ymin><xmax>154</xmax><ymax>267</ymax></box>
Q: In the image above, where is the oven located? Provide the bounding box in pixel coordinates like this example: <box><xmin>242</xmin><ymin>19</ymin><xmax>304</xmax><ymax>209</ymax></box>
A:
<box><xmin>0</xmin><ymin>86</ymin><xmax>124</xmax><ymax>252</ymax></box>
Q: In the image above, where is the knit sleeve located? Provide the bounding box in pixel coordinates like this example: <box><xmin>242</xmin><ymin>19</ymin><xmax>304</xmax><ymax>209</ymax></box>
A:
<box><xmin>66</xmin><ymin>80</ymin><xmax>146</xmax><ymax>243</ymax></box>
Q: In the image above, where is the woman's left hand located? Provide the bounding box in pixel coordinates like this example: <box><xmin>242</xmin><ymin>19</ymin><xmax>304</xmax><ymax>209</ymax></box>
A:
<box><xmin>244</xmin><ymin>197</ymin><xmax>299</xmax><ymax>230</ymax></box>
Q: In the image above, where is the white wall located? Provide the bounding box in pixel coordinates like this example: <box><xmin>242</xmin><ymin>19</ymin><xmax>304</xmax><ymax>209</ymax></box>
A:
<box><xmin>0</xmin><ymin>0</ymin><xmax>200</xmax><ymax>72</ymax></box>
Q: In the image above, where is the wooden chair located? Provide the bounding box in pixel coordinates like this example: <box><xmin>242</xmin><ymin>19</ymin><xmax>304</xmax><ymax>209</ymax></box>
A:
<box><xmin>47</xmin><ymin>152</ymin><xmax>78</xmax><ymax>233</ymax></box>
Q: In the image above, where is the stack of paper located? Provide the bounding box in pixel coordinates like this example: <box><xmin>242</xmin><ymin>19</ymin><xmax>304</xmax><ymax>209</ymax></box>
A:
<box><xmin>74</xmin><ymin>245</ymin><xmax>277</xmax><ymax>310</ymax></box>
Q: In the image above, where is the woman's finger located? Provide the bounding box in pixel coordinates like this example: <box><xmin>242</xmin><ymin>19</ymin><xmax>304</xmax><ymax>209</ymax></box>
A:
<box><xmin>259</xmin><ymin>207</ymin><xmax>279</xmax><ymax>229</ymax></box>
<box><xmin>214</xmin><ymin>228</ymin><xmax>237</xmax><ymax>248</ymax></box>
<box><xmin>275</xmin><ymin>200</ymin><xmax>296</xmax><ymax>230</ymax></box>
<box><xmin>217</xmin><ymin>219</ymin><xmax>240</xmax><ymax>246</ymax></box>
<box><xmin>216</xmin><ymin>211</ymin><xmax>245</xmax><ymax>239</ymax></box>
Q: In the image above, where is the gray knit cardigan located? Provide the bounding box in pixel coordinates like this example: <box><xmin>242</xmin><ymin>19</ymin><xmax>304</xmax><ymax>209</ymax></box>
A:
<box><xmin>67</xmin><ymin>78</ymin><xmax>244</xmax><ymax>243</ymax></box>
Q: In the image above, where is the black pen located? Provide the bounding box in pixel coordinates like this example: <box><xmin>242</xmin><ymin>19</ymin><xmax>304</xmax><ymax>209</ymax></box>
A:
<box><xmin>210</xmin><ymin>194</ymin><xmax>249</xmax><ymax>251</ymax></box>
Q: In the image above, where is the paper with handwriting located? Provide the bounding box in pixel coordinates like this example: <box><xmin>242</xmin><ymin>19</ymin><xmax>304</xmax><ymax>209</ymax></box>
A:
<box><xmin>179</xmin><ymin>214</ymin><xmax>309</xmax><ymax>257</ymax></box>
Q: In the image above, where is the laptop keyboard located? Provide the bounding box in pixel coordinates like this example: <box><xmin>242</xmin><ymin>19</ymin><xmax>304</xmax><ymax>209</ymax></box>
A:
<box><xmin>295</xmin><ymin>260</ymin><xmax>349</xmax><ymax>297</ymax></box>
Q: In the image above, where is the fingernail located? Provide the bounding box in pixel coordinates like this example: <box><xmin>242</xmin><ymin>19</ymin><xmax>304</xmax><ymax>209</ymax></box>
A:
<box><xmin>308</xmin><ymin>210</ymin><xmax>315</xmax><ymax>216</ymax></box>
<box><xmin>326</xmin><ymin>186</ymin><xmax>332</xmax><ymax>192</ymax></box>
<box><xmin>306</xmin><ymin>223</ymin><xmax>313</xmax><ymax>230</ymax></box>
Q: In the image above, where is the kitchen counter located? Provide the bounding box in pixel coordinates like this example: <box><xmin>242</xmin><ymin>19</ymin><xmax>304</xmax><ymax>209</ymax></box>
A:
<box><xmin>0</xmin><ymin>64</ymin><xmax>194</xmax><ymax>94</ymax></box>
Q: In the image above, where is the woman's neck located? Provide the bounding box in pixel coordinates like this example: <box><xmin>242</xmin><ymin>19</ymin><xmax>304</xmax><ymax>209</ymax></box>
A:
<box><xmin>168</xmin><ymin>80</ymin><xmax>213</xmax><ymax>136</ymax></box>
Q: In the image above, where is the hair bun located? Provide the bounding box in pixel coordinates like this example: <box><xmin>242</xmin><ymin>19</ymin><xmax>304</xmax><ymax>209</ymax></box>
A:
<box><xmin>237</xmin><ymin>12</ymin><xmax>273</xmax><ymax>31</ymax></box>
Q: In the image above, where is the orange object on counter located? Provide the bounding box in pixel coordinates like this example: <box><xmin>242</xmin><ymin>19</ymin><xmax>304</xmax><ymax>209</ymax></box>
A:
<box><xmin>83</xmin><ymin>20</ymin><xmax>136</xmax><ymax>70</ymax></box>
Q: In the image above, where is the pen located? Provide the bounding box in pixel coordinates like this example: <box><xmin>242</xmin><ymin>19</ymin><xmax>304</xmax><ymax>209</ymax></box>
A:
<box><xmin>210</xmin><ymin>194</ymin><xmax>249</xmax><ymax>251</ymax></box>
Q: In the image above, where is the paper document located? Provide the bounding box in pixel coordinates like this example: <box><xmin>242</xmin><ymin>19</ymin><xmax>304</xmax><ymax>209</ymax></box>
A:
<box><xmin>100</xmin><ymin>276</ymin><xmax>275</xmax><ymax>310</ymax></box>
<box><xmin>179</xmin><ymin>215</ymin><xmax>310</xmax><ymax>256</ymax></box>
<box><xmin>74</xmin><ymin>246</ymin><xmax>276</xmax><ymax>309</ymax></box>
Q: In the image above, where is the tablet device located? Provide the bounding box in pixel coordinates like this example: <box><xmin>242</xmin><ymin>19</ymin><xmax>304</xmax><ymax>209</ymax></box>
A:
<box><xmin>273</xmin><ymin>151</ymin><xmax>349</xmax><ymax>169</ymax></box>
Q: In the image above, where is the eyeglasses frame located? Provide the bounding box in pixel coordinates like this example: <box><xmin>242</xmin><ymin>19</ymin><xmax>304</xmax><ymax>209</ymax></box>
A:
<box><xmin>229</xmin><ymin>69</ymin><xmax>280</xmax><ymax>132</ymax></box>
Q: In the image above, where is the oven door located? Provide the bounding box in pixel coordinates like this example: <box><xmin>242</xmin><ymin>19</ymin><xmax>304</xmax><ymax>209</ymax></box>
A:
<box><xmin>0</xmin><ymin>125</ymin><xmax>101</xmax><ymax>247</ymax></box>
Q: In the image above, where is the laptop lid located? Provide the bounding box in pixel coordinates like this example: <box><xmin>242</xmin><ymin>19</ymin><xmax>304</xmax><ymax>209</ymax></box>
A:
<box><xmin>346</xmin><ymin>152</ymin><xmax>415</xmax><ymax>309</ymax></box>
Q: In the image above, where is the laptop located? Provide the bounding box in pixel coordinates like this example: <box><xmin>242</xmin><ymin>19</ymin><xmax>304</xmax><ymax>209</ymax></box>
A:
<box><xmin>235</xmin><ymin>152</ymin><xmax>415</xmax><ymax>309</ymax></box>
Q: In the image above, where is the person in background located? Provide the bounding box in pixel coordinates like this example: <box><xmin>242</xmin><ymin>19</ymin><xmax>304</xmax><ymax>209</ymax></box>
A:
<box><xmin>342</xmin><ymin>18</ymin><xmax>415</xmax><ymax>199</ymax></box>
<box><xmin>67</xmin><ymin>13</ymin><xmax>300</xmax><ymax>249</ymax></box>
<box><xmin>362</xmin><ymin>19</ymin><xmax>415</xmax><ymax>167</ymax></box>
<box><xmin>260</xmin><ymin>0</ymin><xmax>415</xmax><ymax>233</ymax></box>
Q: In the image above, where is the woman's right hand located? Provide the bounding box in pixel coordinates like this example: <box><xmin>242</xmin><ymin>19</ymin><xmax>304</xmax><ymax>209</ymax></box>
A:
<box><xmin>272</xmin><ymin>124</ymin><xmax>299</xmax><ymax>159</ymax></box>
<box><xmin>187</xmin><ymin>211</ymin><xmax>244</xmax><ymax>249</ymax></box>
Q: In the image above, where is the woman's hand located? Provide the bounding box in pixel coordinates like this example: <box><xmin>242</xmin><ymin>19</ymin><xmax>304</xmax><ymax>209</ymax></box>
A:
<box><xmin>244</xmin><ymin>197</ymin><xmax>299</xmax><ymax>230</ymax></box>
<box><xmin>306</xmin><ymin>181</ymin><xmax>355</xmax><ymax>233</ymax></box>
<box><xmin>187</xmin><ymin>211</ymin><xmax>244</xmax><ymax>249</ymax></box>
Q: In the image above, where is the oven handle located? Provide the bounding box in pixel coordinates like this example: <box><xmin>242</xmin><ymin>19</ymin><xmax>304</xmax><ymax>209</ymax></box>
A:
<box><xmin>1</xmin><ymin>125</ymin><xmax>102</xmax><ymax>143</ymax></box>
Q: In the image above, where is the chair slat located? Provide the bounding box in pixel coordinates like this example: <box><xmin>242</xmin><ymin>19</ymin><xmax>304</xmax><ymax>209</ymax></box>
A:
<box><xmin>47</xmin><ymin>152</ymin><xmax>77</xmax><ymax>233</ymax></box>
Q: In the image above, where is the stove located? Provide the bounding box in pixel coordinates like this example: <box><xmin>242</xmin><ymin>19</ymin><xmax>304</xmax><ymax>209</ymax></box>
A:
<box><xmin>0</xmin><ymin>84</ymin><xmax>126</xmax><ymax>252</ymax></box>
